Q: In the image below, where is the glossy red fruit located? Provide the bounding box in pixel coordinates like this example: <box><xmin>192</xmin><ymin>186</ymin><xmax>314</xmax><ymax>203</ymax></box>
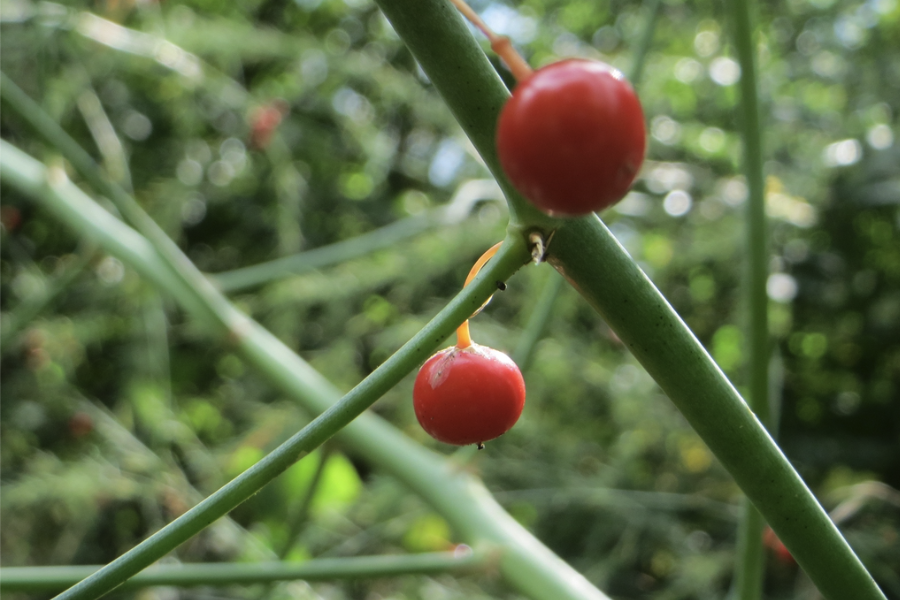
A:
<box><xmin>496</xmin><ymin>59</ymin><xmax>646</xmax><ymax>216</ymax></box>
<box><xmin>413</xmin><ymin>343</ymin><xmax>525</xmax><ymax>446</ymax></box>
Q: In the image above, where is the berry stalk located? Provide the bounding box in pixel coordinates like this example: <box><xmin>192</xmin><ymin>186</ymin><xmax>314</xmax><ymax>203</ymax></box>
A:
<box><xmin>455</xmin><ymin>241</ymin><xmax>503</xmax><ymax>348</ymax></box>
<box><xmin>446</xmin><ymin>0</ymin><xmax>533</xmax><ymax>81</ymax></box>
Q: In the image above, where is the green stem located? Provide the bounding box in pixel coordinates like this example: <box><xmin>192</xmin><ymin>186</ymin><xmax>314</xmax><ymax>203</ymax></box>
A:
<box><xmin>727</xmin><ymin>0</ymin><xmax>770</xmax><ymax>596</ymax></box>
<box><xmin>0</xmin><ymin>70</ymin><xmax>229</xmax><ymax>332</ymax></box>
<box><xmin>75</xmin><ymin>396</ymin><xmax>276</xmax><ymax>561</ymax></box>
<box><xmin>0</xmin><ymin>242</ymin><xmax>95</xmax><ymax>352</ymax></box>
<box><xmin>371</xmin><ymin>0</ymin><xmax>554</xmax><ymax>231</ymax></box>
<box><xmin>258</xmin><ymin>448</ymin><xmax>333</xmax><ymax>600</ymax></box>
<box><xmin>734</xmin><ymin>500</ymin><xmax>765</xmax><ymax>600</ymax></box>
<box><xmin>0</xmin><ymin>551</ymin><xmax>491</xmax><ymax>592</ymax></box>
<box><xmin>211</xmin><ymin>212</ymin><xmax>438</xmax><ymax>292</ymax></box>
<box><xmin>546</xmin><ymin>216</ymin><xmax>885</xmax><ymax>600</ymax></box>
<box><xmin>512</xmin><ymin>269</ymin><xmax>564</xmax><ymax>371</ymax></box>
<box><xmin>277</xmin><ymin>447</ymin><xmax>332</xmax><ymax>558</ymax></box>
<box><xmin>75</xmin><ymin>85</ymin><xmax>133</xmax><ymax>191</ymax></box>
<box><xmin>0</xmin><ymin>139</ymin><xmax>533</xmax><ymax>600</ymax></box>
<box><xmin>628</xmin><ymin>0</ymin><xmax>662</xmax><ymax>86</ymax></box>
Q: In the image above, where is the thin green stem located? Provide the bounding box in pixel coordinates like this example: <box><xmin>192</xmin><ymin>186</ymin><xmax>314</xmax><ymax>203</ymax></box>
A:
<box><xmin>0</xmin><ymin>70</ymin><xmax>228</xmax><ymax>332</ymax></box>
<box><xmin>0</xmin><ymin>242</ymin><xmax>95</xmax><ymax>352</ymax></box>
<box><xmin>211</xmin><ymin>213</ymin><xmax>437</xmax><ymax>292</ymax></box>
<box><xmin>494</xmin><ymin>487</ymin><xmax>738</xmax><ymax>520</ymax></box>
<box><xmin>730</xmin><ymin>0</ymin><xmax>769</xmax><ymax>432</ymax></box>
<box><xmin>628</xmin><ymin>0</ymin><xmax>662</xmax><ymax>86</ymax></box>
<box><xmin>258</xmin><ymin>448</ymin><xmax>333</xmax><ymax>600</ymax></box>
<box><xmin>734</xmin><ymin>500</ymin><xmax>765</xmax><ymax>600</ymax></box>
<box><xmin>277</xmin><ymin>447</ymin><xmax>332</xmax><ymax>558</ymax></box>
<box><xmin>0</xmin><ymin>551</ymin><xmax>492</xmax><ymax>592</ymax></box>
<box><xmin>512</xmin><ymin>269</ymin><xmax>564</xmax><ymax>371</ymax></box>
<box><xmin>75</xmin><ymin>395</ymin><xmax>275</xmax><ymax>561</ymax></box>
<box><xmin>727</xmin><ymin>0</ymin><xmax>770</xmax><ymax>596</ymax></box>
<box><xmin>75</xmin><ymin>85</ymin><xmax>133</xmax><ymax>191</ymax></box>
<box><xmin>211</xmin><ymin>178</ymin><xmax>503</xmax><ymax>292</ymax></box>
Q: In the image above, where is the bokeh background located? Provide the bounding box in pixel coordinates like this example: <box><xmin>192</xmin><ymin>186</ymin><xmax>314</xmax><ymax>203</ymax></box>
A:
<box><xmin>1</xmin><ymin>0</ymin><xmax>898</xmax><ymax>598</ymax></box>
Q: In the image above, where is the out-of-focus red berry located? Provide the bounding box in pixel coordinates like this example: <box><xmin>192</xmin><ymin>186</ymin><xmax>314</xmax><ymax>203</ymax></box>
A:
<box><xmin>764</xmin><ymin>526</ymin><xmax>796</xmax><ymax>565</ymax></box>
<box><xmin>249</xmin><ymin>100</ymin><xmax>289</xmax><ymax>149</ymax></box>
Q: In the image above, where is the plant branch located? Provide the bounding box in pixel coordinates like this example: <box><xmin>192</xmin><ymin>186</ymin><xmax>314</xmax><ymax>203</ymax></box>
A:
<box><xmin>727</xmin><ymin>0</ymin><xmax>770</xmax><ymax>596</ymax></box>
<box><xmin>0</xmin><ymin>242</ymin><xmax>96</xmax><ymax>352</ymax></box>
<box><xmin>628</xmin><ymin>0</ymin><xmax>662</xmax><ymax>86</ymax></box>
<box><xmin>212</xmin><ymin>211</ymin><xmax>435</xmax><ymax>292</ymax></box>
<box><xmin>210</xmin><ymin>178</ymin><xmax>504</xmax><ymax>292</ymax></box>
<box><xmin>512</xmin><ymin>269</ymin><xmax>564</xmax><ymax>371</ymax></box>
<box><xmin>0</xmin><ymin>551</ymin><xmax>491</xmax><ymax>592</ymax></box>
<box><xmin>277</xmin><ymin>447</ymin><xmax>332</xmax><ymax>558</ymax></box>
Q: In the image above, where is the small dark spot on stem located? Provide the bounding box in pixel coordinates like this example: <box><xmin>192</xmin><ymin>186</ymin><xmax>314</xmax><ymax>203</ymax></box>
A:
<box><xmin>496</xmin><ymin>281</ymin><xmax>507</xmax><ymax>291</ymax></box>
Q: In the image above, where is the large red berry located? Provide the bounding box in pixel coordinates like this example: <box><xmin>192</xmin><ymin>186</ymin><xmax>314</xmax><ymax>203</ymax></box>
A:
<box><xmin>496</xmin><ymin>59</ymin><xmax>646</xmax><ymax>216</ymax></box>
<box><xmin>413</xmin><ymin>343</ymin><xmax>525</xmax><ymax>446</ymax></box>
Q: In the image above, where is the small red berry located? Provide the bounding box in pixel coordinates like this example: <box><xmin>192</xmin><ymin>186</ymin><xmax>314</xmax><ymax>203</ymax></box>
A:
<box><xmin>249</xmin><ymin>100</ymin><xmax>289</xmax><ymax>150</ymax></box>
<box><xmin>763</xmin><ymin>526</ymin><xmax>796</xmax><ymax>565</ymax></box>
<box><xmin>413</xmin><ymin>343</ymin><xmax>525</xmax><ymax>446</ymax></box>
<box><xmin>496</xmin><ymin>59</ymin><xmax>646</xmax><ymax>216</ymax></box>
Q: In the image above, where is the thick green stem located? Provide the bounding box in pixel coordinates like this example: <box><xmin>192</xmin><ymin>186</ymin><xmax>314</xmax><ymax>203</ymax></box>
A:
<box><xmin>727</xmin><ymin>0</ymin><xmax>770</xmax><ymax>595</ymax></box>
<box><xmin>0</xmin><ymin>552</ymin><xmax>491</xmax><ymax>592</ymax></box>
<box><xmin>546</xmin><ymin>216</ymin><xmax>885</xmax><ymax>600</ymax></box>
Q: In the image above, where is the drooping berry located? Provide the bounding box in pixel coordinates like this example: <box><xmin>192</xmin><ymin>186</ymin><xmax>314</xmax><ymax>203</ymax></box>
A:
<box><xmin>413</xmin><ymin>343</ymin><xmax>525</xmax><ymax>446</ymax></box>
<box><xmin>496</xmin><ymin>59</ymin><xmax>646</xmax><ymax>216</ymax></box>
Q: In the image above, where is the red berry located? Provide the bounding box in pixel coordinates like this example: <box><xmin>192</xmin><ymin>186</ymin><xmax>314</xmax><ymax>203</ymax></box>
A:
<box><xmin>413</xmin><ymin>343</ymin><xmax>525</xmax><ymax>446</ymax></box>
<box><xmin>248</xmin><ymin>100</ymin><xmax>289</xmax><ymax>149</ymax></box>
<box><xmin>496</xmin><ymin>59</ymin><xmax>646</xmax><ymax>216</ymax></box>
<box><xmin>763</xmin><ymin>526</ymin><xmax>796</xmax><ymax>565</ymax></box>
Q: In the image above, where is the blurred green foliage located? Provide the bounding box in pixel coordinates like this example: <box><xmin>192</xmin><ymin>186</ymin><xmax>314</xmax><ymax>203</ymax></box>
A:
<box><xmin>1</xmin><ymin>0</ymin><xmax>898</xmax><ymax>598</ymax></box>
